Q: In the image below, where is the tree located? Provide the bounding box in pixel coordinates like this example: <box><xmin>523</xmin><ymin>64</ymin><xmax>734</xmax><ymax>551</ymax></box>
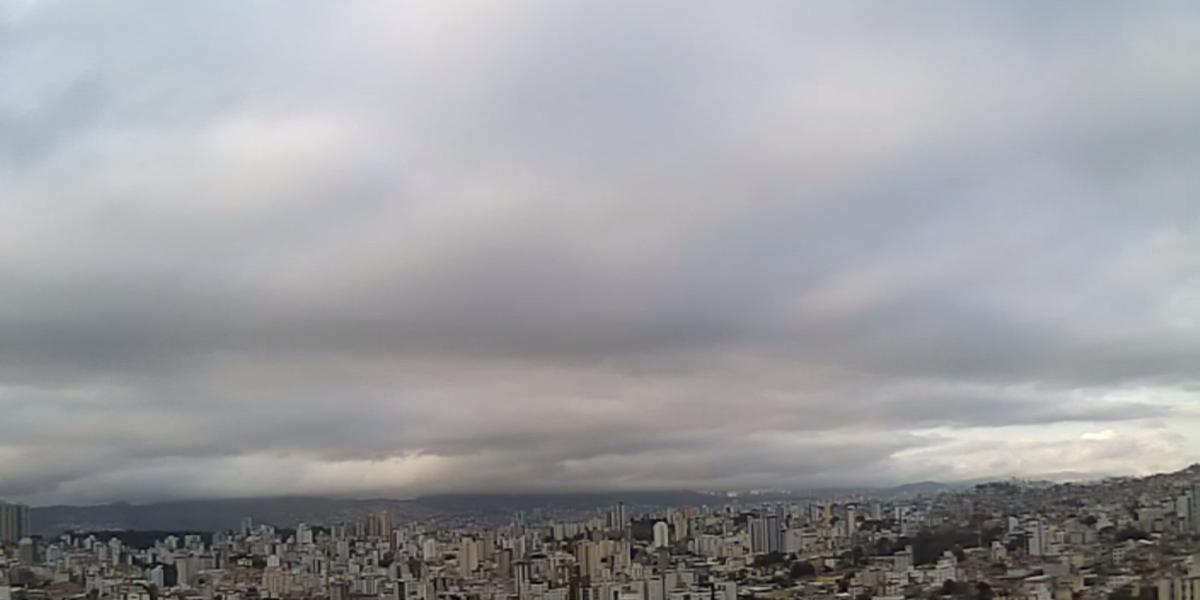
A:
<box><xmin>940</xmin><ymin>580</ymin><xmax>964</xmax><ymax>597</ymax></box>
<box><xmin>789</xmin><ymin>561</ymin><xmax>816</xmax><ymax>579</ymax></box>
<box><xmin>1109</xmin><ymin>586</ymin><xmax>1137</xmax><ymax>600</ymax></box>
<box><xmin>756</xmin><ymin>551</ymin><xmax>787</xmax><ymax>567</ymax></box>
<box><xmin>976</xmin><ymin>582</ymin><xmax>994</xmax><ymax>600</ymax></box>
<box><xmin>1115</xmin><ymin>528</ymin><xmax>1149</xmax><ymax>542</ymax></box>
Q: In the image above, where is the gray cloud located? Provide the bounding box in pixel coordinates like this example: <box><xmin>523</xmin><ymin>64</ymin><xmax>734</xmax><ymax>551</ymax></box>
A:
<box><xmin>1</xmin><ymin>1</ymin><xmax>1198</xmax><ymax>504</ymax></box>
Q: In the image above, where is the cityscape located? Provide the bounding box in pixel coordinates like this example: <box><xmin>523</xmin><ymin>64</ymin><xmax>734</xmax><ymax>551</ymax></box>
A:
<box><xmin>2</xmin><ymin>467</ymin><xmax>1200</xmax><ymax>600</ymax></box>
<box><xmin>2</xmin><ymin>4</ymin><xmax>1198</xmax><ymax>600</ymax></box>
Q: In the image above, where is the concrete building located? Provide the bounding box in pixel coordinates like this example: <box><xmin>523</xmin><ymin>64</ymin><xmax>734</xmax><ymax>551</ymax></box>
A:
<box><xmin>0</xmin><ymin>502</ymin><xmax>30</xmax><ymax>544</ymax></box>
<box><xmin>653</xmin><ymin>521</ymin><xmax>670</xmax><ymax>549</ymax></box>
<box><xmin>749</xmin><ymin>515</ymin><xmax>780</xmax><ymax>555</ymax></box>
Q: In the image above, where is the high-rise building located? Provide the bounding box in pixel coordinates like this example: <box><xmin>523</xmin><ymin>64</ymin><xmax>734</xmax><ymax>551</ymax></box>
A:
<box><xmin>664</xmin><ymin>507</ymin><xmax>690</xmax><ymax>542</ymax></box>
<box><xmin>609</xmin><ymin>502</ymin><xmax>628</xmax><ymax>532</ymax></box>
<box><xmin>894</xmin><ymin>546</ymin><xmax>914</xmax><ymax>573</ymax></box>
<box><xmin>17</xmin><ymin>537</ymin><xmax>36</xmax><ymax>565</ymax></box>
<box><xmin>150</xmin><ymin>565</ymin><xmax>165</xmax><ymax>590</ymax></box>
<box><xmin>1026</xmin><ymin>519</ymin><xmax>1048</xmax><ymax>557</ymax></box>
<box><xmin>575</xmin><ymin>541</ymin><xmax>605</xmax><ymax>580</ymax></box>
<box><xmin>378</xmin><ymin>511</ymin><xmax>395</xmax><ymax>543</ymax></box>
<box><xmin>177</xmin><ymin>554</ymin><xmax>199</xmax><ymax>588</ymax></box>
<box><xmin>0</xmin><ymin>502</ymin><xmax>30</xmax><ymax>544</ymax></box>
<box><xmin>422</xmin><ymin>538</ymin><xmax>438</xmax><ymax>561</ymax></box>
<box><xmin>515</xmin><ymin>561</ymin><xmax>532</xmax><ymax>595</ymax></box>
<box><xmin>262</xmin><ymin>566</ymin><xmax>289</xmax><ymax>598</ymax></box>
<box><xmin>845</xmin><ymin>505</ymin><xmax>858</xmax><ymax>538</ymax></box>
<box><xmin>749</xmin><ymin>514</ymin><xmax>780</xmax><ymax>554</ymax></box>
<box><xmin>652</xmin><ymin>521</ymin><xmax>670</xmax><ymax>549</ymax></box>
<box><xmin>297</xmin><ymin>522</ymin><xmax>314</xmax><ymax>545</ymax></box>
<box><xmin>460</xmin><ymin>537</ymin><xmax>480</xmax><ymax>574</ymax></box>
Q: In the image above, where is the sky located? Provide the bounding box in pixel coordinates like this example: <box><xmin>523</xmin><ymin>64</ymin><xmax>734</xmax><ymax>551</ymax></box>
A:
<box><xmin>1</xmin><ymin>1</ymin><xmax>1199</xmax><ymax>506</ymax></box>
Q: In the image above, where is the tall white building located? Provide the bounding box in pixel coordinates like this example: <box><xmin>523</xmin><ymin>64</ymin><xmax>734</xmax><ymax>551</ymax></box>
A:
<box><xmin>421</xmin><ymin>538</ymin><xmax>438</xmax><ymax>561</ymax></box>
<box><xmin>609</xmin><ymin>502</ymin><xmax>629</xmax><ymax>532</ymax></box>
<box><xmin>297</xmin><ymin>523</ymin><xmax>314</xmax><ymax>546</ymax></box>
<box><xmin>150</xmin><ymin>565</ymin><xmax>165</xmax><ymax>590</ymax></box>
<box><xmin>1026</xmin><ymin>519</ymin><xmax>1048</xmax><ymax>557</ymax></box>
<box><xmin>652</xmin><ymin>521</ymin><xmax>670</xmax><ymax>549</ymax></box>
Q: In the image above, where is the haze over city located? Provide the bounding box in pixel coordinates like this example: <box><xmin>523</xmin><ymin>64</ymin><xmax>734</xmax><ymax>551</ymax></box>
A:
<box><xmin>2</xmin><ymin>1</ymin><xmax>1199</xmax><ymax>507</ymax></box>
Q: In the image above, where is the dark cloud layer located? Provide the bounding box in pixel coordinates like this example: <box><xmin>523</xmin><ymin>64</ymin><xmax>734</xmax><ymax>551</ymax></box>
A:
<box><xmin>1</xmin><ymin>1</ymin><xmax>1198</xmax><ymax>504</ymax></box>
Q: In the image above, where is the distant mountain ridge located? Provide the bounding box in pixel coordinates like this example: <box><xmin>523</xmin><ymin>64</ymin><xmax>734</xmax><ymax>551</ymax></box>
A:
<box><xmin>31</xmin><ymin>496</ymin><xmax>436</xmax><ymax>536</ymax></box>
<box><xmin>29</xmin><ymin>492</ymin><xmax>727</xmax><ymax>535</ymax></box>
<box><xmin>27</xmin><ymin>485</ymin><xmax>943</xmax><ymax>534</ymax></box>
<box><xmin>413</xmin><ymin>491</ymin><xmax>716</xmax><ymax>514</ymax></box>
<box><xmin>25</xmin><ymin>472</ymin><xmax>1125</xmax><ymax>535</ymax></box>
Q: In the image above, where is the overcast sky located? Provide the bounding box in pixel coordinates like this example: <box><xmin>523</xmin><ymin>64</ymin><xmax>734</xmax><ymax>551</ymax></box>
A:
<box><xmin>1</xmin><ymin>1</ymin><xmax>1198</xmax><ymax>506</ymax></box>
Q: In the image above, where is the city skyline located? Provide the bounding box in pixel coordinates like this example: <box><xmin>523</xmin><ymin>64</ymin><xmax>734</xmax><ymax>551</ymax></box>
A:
<box><xmin>1</xmin><ymin>465</ymin><xmax>1199</xmax><ymax>600</ymax></box>
<box><xmin>5</xmin><ymin>468</ymin><xmax>1185</xmax><ymax>510</ymax></box>
<box><xmin>2</xmin><ymin>1</ymin><xmax>1199</xmax><ymax>506</ymax></box>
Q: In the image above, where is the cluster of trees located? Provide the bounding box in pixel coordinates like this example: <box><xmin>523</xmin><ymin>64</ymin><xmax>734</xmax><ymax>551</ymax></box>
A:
<box><xmin>874</xmin><ymin>526</ymin><xmax>1002</xmax><ymax>565</ymax></box>
<box><xmin>1108</xmin><ymin>584</ymin><xmax>1156</xmax><ymax>600</ymax></box>
<box><xmin>1113</xmin><ymin>527</ymin><xmax>1151</xmax><ymax>542</ymax></box>
<box><xmin>748</xmin><ymin>551</ymin><xmax>821</xmax><ymax>587</ymax></box>
<box><xmin>935</xmin><ymin>580</ymin><xmax>995</xmax><ymax>600</ymax></box>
